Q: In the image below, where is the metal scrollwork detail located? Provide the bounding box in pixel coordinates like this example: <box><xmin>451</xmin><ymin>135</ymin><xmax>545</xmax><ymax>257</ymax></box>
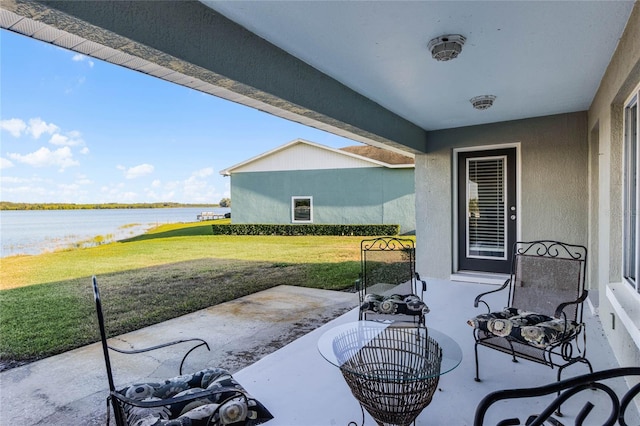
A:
<box><xmin>362</xmin><ymin>236</ymin><xmax>413</xmax><ymax>252</ymax></box>
<box><xmin>474</xmin><ymin>367</ymin><xmax>640</xmax><ymax>426</ymax></box>
<box><xmin>517</xmin><ymin>241</ymin><xmax>586</xmax><ymax>261</ymax></box>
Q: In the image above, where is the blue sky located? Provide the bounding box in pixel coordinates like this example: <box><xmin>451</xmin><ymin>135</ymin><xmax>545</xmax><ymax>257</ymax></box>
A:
<box><xmin>0</xmin><ymin>30</ymin><xmax>360</xmax><ymax>204</ymax></box>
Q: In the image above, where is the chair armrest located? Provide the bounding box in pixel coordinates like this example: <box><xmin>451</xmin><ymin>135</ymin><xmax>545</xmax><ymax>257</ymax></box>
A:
<box><xmin>415</xmin><ymin>272</ymin><xmax>427</xmax><ymax>293</ymax></box>
<box><xmin>474</xmin><ymin>278</ymin><xmax>510</xmax><ymax>310</ymax></box>
<box><xmin>553</xmin><ymin>290</ymin><xmax>588</xmax><ymax>319</ymax></box>
<box><xmin>108</xmin><ymin>338</ymin><xmax>210</xmax><ymax>375</ymax></box>
<box><xmin>111</xmin><ymin>386</ymin><xmax>247</xmax><ymax>409</ymax></box>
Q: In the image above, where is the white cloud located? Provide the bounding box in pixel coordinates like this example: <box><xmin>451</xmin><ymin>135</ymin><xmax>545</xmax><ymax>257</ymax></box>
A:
<box><xmin>193</xmin><ymin>167</ymin><xmax>214</xmax><ymax>178</ymax></box>
<box><xmin>80</xmin><ymin>147</ymin><xmax>90</xmax><ymax>155</ymax></box>
<box><xmin>28</xmin><ymin>118</ymin><xmax>59</xmax><ymax>139</ymax></box>
<box><xmin>151</xmin><ymin>179</ymin><xmax>161</xmax><ymax>188</ymax></box>
<box><xmin>58</xmin><ymin>183</ymin><xmax>80</xmax><ymax>192</ymax></box>
<box><xmin>0</xmin><ymin>118</ymin><xmax>27</xmax><ymax>137</ymax></box>
<box><xmin>120</xmin><ymin>191</ymin><xmax>138</xmax><ymax>201</ymax></box>
<box><xmin>181</xmin><ymin>169</ymin><xmax>218</xmax><ymax>202</ymax></box>
<box><xmin>72</xmin><ymin>53</ymin><xmax>94</xmax><ymax>68</ymax></box>
<box><xmin>0</xmin><ymin>157</ymin><xmax>14</xmax><ymax>169</ymax></box>
<box><xmin>7</xmin><ymin>146</ymin><xmax>79</xmax><ymax>170</ymax></box>
<box><xmin>122</xmin><ymin>163</ymin><xmax>154</xmax><ymax>179</ymax></box>
<box><xmin>49</xmin><ymin>132</ymin><xmax>84</xmax><ymax>147</ymax></box>
<box><xmin>1</xmin><ymin>176</ymin><xmax>47</xmax><ymax>184</ymax></box>
<box><xmin>0</xmin><ymin>175</ymin><xmax>52</xmax><ymax>198</ymax></box>
<box><xmin>1</xmin><ymin>184</ymin><xmax>48</xmax><ymax>197</ymax></box>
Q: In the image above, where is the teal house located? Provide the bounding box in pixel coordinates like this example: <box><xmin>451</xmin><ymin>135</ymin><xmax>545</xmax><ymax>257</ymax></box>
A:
<box><xmin>220</xmin><ymin>139</ymin><xmax>416</xmax><ymax>234</ymax></box>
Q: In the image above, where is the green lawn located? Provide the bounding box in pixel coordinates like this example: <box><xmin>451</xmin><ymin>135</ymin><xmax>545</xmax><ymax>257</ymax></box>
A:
<box><xmin>0</xmin><ymin>220</ymin><xmax>368</xmax><ymax>364</ymax></box>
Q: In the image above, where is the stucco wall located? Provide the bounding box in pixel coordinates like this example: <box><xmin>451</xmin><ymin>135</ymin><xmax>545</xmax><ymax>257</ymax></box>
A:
<box><xmin>230</xmin><ymin>168</ymin><xmax>416</xmax><ymax>234</ymax></box>
<box><xmin>416</xmin><ymin>111</ymin><xmax>589</xmax><ymax>279</ymax></box>
<box><xmin>587</xmin><ymin>3</ymin><xmax>640</xmax><ymax>369</ymax></box>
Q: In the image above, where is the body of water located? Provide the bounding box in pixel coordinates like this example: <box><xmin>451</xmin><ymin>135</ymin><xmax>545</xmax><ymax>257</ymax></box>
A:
<box><xmin>0</xmin><ymin>207</ymin><xmax>230</xmax><ymax>257</ymax></box>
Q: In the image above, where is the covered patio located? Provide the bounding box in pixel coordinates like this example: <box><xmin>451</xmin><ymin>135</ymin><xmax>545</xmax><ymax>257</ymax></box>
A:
<box><xmin>235</xmin><ymin>280</ymin><xmax>635</xmax><ymax>425</ymax></box>
<box><xmin>1</xmin><ymin>2</ymin><xmax>639</xmax><ymax>424</ymax></box>
<box><xmin>0</xmin><ymin>279</ymin><xmax>635</xmax><ymax>425</ymax></box>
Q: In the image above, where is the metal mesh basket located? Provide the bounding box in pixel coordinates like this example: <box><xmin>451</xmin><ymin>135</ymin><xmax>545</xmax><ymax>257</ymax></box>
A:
<box><xmin>332</xmin><ymin>326</ymin><xmax>442</xmax><ymax>426</ymax></box>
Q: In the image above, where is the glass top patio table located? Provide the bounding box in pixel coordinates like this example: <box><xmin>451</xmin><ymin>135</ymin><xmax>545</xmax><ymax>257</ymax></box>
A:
<box><xmin>317</xmin><ymin>321</ymin><xmax>462</xmax><ymax>381</ymax></box>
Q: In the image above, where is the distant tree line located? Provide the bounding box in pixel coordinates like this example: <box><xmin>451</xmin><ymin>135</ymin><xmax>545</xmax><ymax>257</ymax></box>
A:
<box><xmin>0</xmin><ymin>202</ymin><xmax>220</xmax><ymax>211</ymax></box>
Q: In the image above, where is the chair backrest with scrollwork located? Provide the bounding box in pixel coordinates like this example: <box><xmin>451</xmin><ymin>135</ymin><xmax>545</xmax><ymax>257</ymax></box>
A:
<box><xmin>360</xmin><ymin>236</ymin><xmax>416</xmax><ymax>292</ymax></box>
<box><xmin>509</xmin><ymin>241</ymin><xmax>587</xmax><ymax>321</ymax></box>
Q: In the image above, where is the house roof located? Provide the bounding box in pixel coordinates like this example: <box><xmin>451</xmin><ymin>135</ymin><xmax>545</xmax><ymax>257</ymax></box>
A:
<box><xmin>340</xmin><ymin>145</ymin><xmax>414</xmax><ymax>165</ymax></box>
<box><xmin>220</xmin><ymin>139</ymin><xmax>414</xmax><ymax>176</ymax></box>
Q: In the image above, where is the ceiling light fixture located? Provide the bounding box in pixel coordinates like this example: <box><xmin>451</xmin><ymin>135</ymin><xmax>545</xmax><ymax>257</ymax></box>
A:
<box><xmin>470</xmin><ymin>95</ymin><xmax>496</xmax><ymax>110</ymax></box>
<box><xmin>427</xmin><ymin>34</ymin><xmax>466</xmax><ymax>61</ymax></box>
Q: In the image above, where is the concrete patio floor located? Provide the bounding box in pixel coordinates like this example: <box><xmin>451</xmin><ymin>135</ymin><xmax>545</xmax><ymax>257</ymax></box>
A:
<box><xmin>0</xmin><ymin>279</ymin><xmax>637</xmax><ymax>425</ymax></box>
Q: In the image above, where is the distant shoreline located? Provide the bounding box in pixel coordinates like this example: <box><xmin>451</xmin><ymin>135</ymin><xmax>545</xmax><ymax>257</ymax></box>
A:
<box><xmin>0</xmin><ymin>202</ymin><xmax>221</xmax><ymax>211</ymax></box>
<box><xmin>1</xmin><ymin>206</ymin><xmax>230</xmax><ymax>257</ymax></box>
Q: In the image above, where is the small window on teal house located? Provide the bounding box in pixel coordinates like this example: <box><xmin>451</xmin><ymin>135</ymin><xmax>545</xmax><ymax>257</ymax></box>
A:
<box><xmin>292</xmin><ymin>196</ymin><xmax>313</xmax><ymax>223</ymax></box>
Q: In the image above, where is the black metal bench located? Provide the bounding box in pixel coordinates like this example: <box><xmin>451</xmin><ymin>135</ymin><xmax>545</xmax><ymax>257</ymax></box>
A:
<box><xmin>474</xmin><ymin>367</ymin><xmax>640</xmax><ymax>426</ymax></box>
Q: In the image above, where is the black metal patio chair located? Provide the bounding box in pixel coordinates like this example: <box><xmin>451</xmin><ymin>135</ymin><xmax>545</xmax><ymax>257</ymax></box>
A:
<box><xmin>92</xmin><ymin>276</ymin><xmax>273</xmax><ymax>426</ymax></box>
<box><xmin>474</xmin><ymin>367</ymin><xmax>640</xmax><ymax>425</ymax></box>
<box><xmin>468</xmin><ymin>241</ymin><xmax>593</xmax><ymax>385</ymax></box>
<box><xmin>356</xmin><ymin>236</ymin><xmax>429</xmax><ymax>326</ymax></box>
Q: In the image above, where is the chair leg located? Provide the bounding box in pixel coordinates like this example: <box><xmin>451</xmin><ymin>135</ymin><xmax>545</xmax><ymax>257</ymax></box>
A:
<box><xmin>474</xmin><ymin>342</ymin><xmax>481</xmax><ymax>382</ymax></box>
<box><xmin>555</xmin><ymin>356</ymin><xmax>594</xmax><ymax>417</ymax></box>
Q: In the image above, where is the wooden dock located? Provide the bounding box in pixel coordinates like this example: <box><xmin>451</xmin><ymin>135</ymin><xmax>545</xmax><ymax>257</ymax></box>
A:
<box><xmin>197</xmin><ymin>212</ymin><xmax>226</xmax><ymax>221</ymax></box>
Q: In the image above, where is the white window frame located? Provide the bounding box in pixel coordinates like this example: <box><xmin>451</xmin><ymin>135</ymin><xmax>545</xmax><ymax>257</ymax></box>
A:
<box><xmin>291</xmin><ymin>196</ymin><xmax>313</xmax><ymax>223</ymax></box>
<box><xmin>623</xmin><ymin>86</ymin><xmax>640</xmax><ymax>293</ymax></box>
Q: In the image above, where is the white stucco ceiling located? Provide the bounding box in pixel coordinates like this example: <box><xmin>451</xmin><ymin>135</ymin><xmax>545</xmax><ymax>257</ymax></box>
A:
<box><xmin>202</xmin><ymin>1</ymin><xmax>635</xmax><ymax>131</ymax></box>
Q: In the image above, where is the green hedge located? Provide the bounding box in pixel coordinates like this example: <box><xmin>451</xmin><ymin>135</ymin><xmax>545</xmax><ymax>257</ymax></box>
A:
<box><xmin>211</xmin><ymin>224</ymin><xmax>399</xmax><ymax>236</ymax></box>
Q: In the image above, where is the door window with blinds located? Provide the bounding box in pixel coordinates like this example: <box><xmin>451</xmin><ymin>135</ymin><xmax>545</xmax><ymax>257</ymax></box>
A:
<box><xmin>466</xmin><ymin>155</ymin><xmax>508</xmax><ymax>260</ymax></box>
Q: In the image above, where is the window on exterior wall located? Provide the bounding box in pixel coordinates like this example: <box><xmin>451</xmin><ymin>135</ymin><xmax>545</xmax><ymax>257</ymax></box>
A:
<box><xmin>624</xmin><ymin>88</ymin><xmax>639</xmax><ymax>292</ymax></box>
<box><xmin>292</xmin><ymin>196</ymin><xmax>313</xmax><ymax>223</ymax></box>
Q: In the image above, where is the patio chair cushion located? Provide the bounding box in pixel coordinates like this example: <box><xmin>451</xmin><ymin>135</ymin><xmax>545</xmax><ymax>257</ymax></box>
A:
<box><xmin>468</xmin><ymin>310</ymin><xmax>581</xmax><ymax>349</ymax></box>
<box><xmin>360</xmin><ymin>293</ymin><xmax>429</xmax><ymax>317</ymax></box>
<box><xmin>466</xmin><ymin>307</ymin><xmax>520</xmax><ymax>332</ymax></box>
<box><xmin>116</xmin><ymin>367</ymin><xmax>273</xmax><ymax>426</ymax></box>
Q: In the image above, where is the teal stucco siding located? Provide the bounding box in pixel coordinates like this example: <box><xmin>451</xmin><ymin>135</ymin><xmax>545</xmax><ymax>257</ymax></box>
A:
<box><xmin>230</xmin><ymin>168</ymin><xmax>416</xmax><ymax>234</ymax></box>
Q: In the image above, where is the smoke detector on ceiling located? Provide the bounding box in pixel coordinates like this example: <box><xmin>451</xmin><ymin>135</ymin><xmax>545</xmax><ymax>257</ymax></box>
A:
<box><xmin>470</xmin><ymin>95</ymin><xmax>496</xmax><ymax>110</ymax></box>
<box><xmin>427</xmin><ymin>34</ymin><xmax>466</xmax><ymax>61</ymax></box>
